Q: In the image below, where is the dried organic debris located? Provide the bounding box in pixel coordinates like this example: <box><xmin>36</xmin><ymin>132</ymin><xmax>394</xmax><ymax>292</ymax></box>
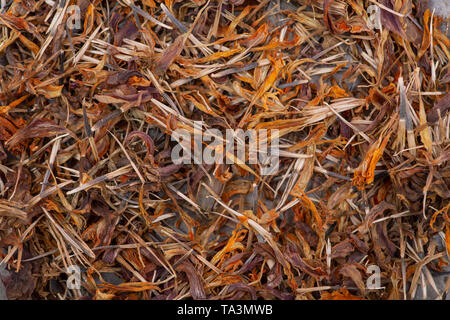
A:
<box><xmin>0</xmin><ymin>0</ymin><xmax>448</xmax><ymax>300</ymax></box>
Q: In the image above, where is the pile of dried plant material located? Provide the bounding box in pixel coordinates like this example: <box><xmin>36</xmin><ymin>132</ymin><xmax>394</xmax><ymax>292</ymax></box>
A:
<box><xmin>0</xmin><ymin>0</ymin><xmax>448</xmax><ymax>300</ymax></box>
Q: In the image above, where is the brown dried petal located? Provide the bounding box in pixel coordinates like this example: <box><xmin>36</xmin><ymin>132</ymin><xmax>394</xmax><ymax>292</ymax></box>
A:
<box><xmin>427</xmin><ymin>92</ymin><xmax>450</xmax><ymax>123</ymax></box>
<box><xmin>175</xmin><ymin>261</ymin><xmax>206</xmax><ymax>299</ymax></box>
<box><xmin>6</xmin><ymin>119</ymin><xmax>72</xmax><ymax>148</ymax></box>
